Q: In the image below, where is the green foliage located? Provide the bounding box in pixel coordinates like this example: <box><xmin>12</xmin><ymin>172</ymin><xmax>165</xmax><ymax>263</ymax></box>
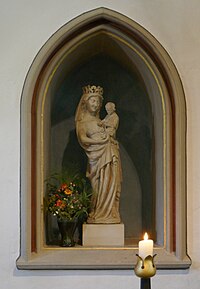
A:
<box><xmin>45</xmin><ymin>169</ymin><xmax>92</xmax><ymax>221</ymax></box>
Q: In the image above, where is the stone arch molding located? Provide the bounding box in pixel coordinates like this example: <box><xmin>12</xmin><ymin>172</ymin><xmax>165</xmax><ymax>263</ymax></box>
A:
<box><xmin>17</xmin><ymin>7</ymin><xmax>191</xmax><ymax>269</ymax></box>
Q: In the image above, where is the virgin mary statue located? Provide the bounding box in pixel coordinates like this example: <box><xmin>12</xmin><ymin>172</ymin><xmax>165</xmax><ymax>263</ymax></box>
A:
<box><xmin>75</xmin><ymin>85</ymin><xmax>122</xmax><ymax>224</ymax></box>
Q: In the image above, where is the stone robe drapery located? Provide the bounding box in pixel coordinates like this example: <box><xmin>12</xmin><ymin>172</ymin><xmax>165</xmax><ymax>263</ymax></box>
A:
<box><xmin>76</xmin><ymin>118</ymin><xmax>122</xmax><ymax>224</ymax></box>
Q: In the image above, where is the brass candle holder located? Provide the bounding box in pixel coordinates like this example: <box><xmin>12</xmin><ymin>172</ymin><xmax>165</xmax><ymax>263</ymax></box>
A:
<box><xmin>134</xmin><ymin>254</ymin><xmax>157</xmax><ymax>289</ymax></box>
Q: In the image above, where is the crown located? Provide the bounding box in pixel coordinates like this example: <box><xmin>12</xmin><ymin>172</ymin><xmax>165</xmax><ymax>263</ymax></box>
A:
<box><xmin>82</xmin><ymin>85</ymin><xmax>103</xmax><ymax>97</ymax></box>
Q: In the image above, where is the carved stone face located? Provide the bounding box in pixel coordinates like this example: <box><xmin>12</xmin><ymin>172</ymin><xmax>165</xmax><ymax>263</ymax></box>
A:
<box><xmin>105</xmin><ymin>102</ymin><xmax>115</xmax><ymax>115</ymax></box>
<box><xmin>86</xmin><ymin>95</ymin><xmax>101</xmax><ymax>114</ymax></box>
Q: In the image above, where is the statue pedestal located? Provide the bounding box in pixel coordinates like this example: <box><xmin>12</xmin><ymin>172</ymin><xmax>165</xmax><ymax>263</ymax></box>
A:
<box><xmin>82</xmin><ymin>223</ymin><xmax>124</xmax><ymax>246</ymax></box>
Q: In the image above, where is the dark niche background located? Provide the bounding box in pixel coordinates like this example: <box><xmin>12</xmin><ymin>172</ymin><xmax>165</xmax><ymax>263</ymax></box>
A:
<box><xmin>48</xmin><ymin>53</ymin><xmax>154</xmax><ymax>244</ymax></box>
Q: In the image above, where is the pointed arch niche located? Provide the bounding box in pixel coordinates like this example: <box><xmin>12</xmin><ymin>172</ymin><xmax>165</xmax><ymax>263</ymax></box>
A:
<box><xmin>17</xmin><ymin>8</ymin><xmax>191</xmax><ymax>269</ymax></box>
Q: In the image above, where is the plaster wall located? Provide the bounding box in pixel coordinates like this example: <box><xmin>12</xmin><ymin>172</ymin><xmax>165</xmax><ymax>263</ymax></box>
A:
<box><xmin>0</xmin><ymin>0</ymin><xmax>200</xmax><ymax>288</ymax></box>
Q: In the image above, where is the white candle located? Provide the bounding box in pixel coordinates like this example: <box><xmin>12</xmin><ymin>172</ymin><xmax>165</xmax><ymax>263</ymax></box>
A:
<box><xmin>139</xmin><ymin>232</ymin><xmax>153</xmax><ymax>260</ymax></box>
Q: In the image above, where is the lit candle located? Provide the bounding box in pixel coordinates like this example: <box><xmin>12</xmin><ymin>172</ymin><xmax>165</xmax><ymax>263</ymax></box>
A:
<box><xmin>139</xmin><ymin>232</ymin><xmax>153</xmax><ymax>260</ymax></box>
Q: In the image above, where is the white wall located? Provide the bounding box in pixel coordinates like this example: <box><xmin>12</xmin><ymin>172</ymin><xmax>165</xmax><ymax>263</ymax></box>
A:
<box><xmin>0</xmin><ymin>0</ymin><xmax>200</xmax><ymax>288</ymax></box>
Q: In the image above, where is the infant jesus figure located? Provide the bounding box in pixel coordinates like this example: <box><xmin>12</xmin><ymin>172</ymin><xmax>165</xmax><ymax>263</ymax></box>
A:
<box><xmin>99</xmin><ymin>102</ymin><xmax>119</xmax><ymax>145</ymax></box>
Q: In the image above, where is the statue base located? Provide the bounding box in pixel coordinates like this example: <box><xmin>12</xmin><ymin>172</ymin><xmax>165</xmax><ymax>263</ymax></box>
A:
<box><xmin>82</xmin><ymin>223</ymin><xmax>124</xmax><ymax>246</ymax></box>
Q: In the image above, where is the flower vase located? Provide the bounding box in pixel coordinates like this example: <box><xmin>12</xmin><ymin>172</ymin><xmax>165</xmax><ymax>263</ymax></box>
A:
<box><xmin>57</xmin><ymin>219</ymin><xmax>77</xmax><ymax>247</ymax></box>
<box><xmin>77</xmin><ymin>213</ymin><xmax>87</xmax><ymax>245</ymax></box>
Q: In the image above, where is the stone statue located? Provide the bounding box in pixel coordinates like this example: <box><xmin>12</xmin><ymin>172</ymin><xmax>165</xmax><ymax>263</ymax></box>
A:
<box><xmin>101</xmin><ymin>102</ymin><xmax>119</xmax><ymax>143</ymax></box>
<box><xmin>75</xmin><ymin>85</ymin><xmax>122</xmax><ymax>224</ymax></box>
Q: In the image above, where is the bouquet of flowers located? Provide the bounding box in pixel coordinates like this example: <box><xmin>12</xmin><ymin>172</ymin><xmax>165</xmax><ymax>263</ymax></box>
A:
<box><xmin>45</xmin><ymin>170</ymin><xmax>92</xmax><ymax>221</ymax></box>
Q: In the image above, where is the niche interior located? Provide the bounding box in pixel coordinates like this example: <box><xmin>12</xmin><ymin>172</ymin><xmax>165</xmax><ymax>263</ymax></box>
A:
<box><xmin>17</xmin><ymin>8</ymin><xmax>191</xmax><ymax>269</ymax></box>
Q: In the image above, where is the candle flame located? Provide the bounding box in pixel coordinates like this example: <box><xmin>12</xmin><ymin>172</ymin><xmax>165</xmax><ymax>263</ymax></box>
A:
<box><xmin>144</xmin><ymin>232</ymin><xmax>148</xmax><ymax>240</ymax></box>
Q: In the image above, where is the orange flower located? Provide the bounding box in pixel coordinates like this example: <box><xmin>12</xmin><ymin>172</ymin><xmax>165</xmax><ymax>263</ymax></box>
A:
<box><xmin>56</xmin><ymin>199</ymin><xmax>65</xmax><ymax>208</ymax></box>
<box><xmin>60</xmin><ymin>183</ymin><xmax>68</xmax><ymax>190</ymax></box>
<box><xmin>64</xmin><ymin>188</ymin><xmax>72</xmax><ymax>195</ymax></box>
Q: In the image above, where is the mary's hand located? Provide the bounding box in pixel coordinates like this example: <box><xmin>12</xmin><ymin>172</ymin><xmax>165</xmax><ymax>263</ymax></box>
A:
<box><xmin>81</xmin><ymin>134</ymin><xmax>109</xmax><ymax>146</ymax></box>
<box><xmin>99</xmin><ymin>134</ymin><xmax>109</xmax><ymax>144</ymax></box>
